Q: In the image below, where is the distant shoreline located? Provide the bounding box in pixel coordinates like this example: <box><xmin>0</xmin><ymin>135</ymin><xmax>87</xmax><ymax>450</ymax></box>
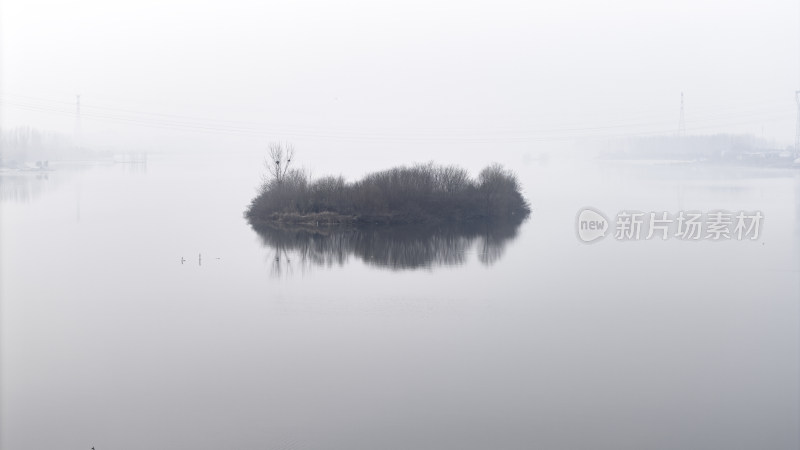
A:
<box><xmin>249</xmin><ymin>210</ymin><xmax>530</xmax><ymax>229</ymax></box>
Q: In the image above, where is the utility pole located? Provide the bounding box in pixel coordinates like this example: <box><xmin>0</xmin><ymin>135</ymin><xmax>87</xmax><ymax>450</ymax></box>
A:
<box><xmin>678</xmin><ymin>92</ymin><xmax>686</xmax><ymax>137</ymax></box>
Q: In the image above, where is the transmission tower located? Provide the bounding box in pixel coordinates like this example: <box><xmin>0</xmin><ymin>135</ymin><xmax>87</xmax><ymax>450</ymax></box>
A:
<box><xmin>678</xmin><ymin>92</ymin><xmax>686</xmax><ymax>137</ymax></box>
<box><xmin>75</xmin><ymin>94</ymin><xmax>82</xmax><ymax>149</ymax></box>
<box><xmin>795</xmin><ymin>90</ymin><xmax>800</xmax><ymax>156</ymax></box>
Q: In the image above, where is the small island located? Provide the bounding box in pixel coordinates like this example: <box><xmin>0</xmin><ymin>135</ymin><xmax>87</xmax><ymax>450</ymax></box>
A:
<box><xmin>246</xmin><ymin>143</ymin><xmax>531</xmax><ymax>227</ymax></box>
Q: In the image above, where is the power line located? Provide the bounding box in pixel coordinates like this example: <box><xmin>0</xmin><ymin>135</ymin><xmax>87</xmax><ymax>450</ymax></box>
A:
<box><xmin>2</xmin><ymin>93</ymin><xmax>793</xmax><ymax>130</ymax></box>
<box><xmin>2</xmin><ymin>92</ymin><xmax>792</xmax><ymax>134</ymax></box>
<box><xmin>0</xmin><ymin>94</ymin><xmax>793</xmax><ymax>144</ymax></box>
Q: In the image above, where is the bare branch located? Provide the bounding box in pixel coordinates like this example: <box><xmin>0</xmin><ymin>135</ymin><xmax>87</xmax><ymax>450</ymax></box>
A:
<box><xmin>264</xmin><ymin>141</ymin><xmax>295</xmax><ymax>184</ymax></box>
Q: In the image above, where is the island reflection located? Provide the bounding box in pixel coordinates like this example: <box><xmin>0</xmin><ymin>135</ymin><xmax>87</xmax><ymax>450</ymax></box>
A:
<box><xmin>253</xmin><ymin>217</ymin><xmax>526</xmax><ymax>275</ymax></box>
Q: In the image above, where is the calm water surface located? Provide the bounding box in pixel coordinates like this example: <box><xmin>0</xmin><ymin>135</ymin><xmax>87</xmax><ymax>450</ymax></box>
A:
<box><xmin>1</xmin><ymin>153</ymin><xmax>798</xmax><ymax>449</ymax></box>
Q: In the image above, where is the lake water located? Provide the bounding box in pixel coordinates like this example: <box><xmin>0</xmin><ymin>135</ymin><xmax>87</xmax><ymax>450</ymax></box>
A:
<box><xmin>1</xmin><ymin>153</ymin><xmax>798</xmax><ymax>450</ymax></box>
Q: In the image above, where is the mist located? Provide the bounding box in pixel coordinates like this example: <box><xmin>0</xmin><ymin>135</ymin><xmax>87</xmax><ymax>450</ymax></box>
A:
<box><xmin>2</xmin><ymin>1</ymin><xmax>799</xmax><ymax>450</ymax></box>
<box><xmin>2</xmin><ymin>0</ymin><xmax>799</xmax><ymax>170</ymax></box>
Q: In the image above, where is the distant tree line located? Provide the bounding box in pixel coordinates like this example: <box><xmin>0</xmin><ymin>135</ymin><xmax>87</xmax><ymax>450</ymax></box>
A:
<box><xmin>600</xmin><ymin>133</ymin><xmax>781</xmax><ymax>160</ymax></box>
<box><xmin>246</xmin><ymin>143</ymin><xmax>530</xmax><ymax>226</ymax></box>
<box><xmin>0</xmin><ymin>126</ymin><xmax>102</xmax><ymax>167</ymax></box>
<box><xmin>0</xmin><ymin>127</ymin><xmax>68</xmax><ymax>166</ymax></box>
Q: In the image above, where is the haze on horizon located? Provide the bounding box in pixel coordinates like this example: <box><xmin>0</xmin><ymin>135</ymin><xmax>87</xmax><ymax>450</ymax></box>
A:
<box><xmin>1</xmin><ymin>0</ymin><xmax>799</xmax><ymax>171</ymax></box>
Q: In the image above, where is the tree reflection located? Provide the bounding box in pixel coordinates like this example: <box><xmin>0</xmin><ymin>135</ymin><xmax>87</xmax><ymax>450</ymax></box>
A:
<box><xmin>253</xmin><ymin>216</ymin><xmax>526</xmax><ymax>275</ymax></box>
<box><xmin>0</xmin><ymin>173</ymin><xmax>50</xmax><ymax>203</ymax></box>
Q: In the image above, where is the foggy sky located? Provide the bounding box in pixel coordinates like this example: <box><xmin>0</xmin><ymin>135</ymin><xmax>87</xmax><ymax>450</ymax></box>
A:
<box><xmin>1</xmin><ymin>0</ymin><xmax>798</xmax><ymax>165</ymax></box>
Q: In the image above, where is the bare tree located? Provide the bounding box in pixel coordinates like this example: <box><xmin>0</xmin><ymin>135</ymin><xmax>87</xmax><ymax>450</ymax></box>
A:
<box><xmin>264</xmin><ymin>142</ymin><xmax>295</xmax><ymax>184</ymax></box>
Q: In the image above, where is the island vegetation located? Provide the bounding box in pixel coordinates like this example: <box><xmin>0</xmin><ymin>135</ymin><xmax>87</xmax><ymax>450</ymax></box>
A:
<box><xmin>246</xmin><ymin>143</ymin><xmax>530</xmax><ymax>227</ymax></box>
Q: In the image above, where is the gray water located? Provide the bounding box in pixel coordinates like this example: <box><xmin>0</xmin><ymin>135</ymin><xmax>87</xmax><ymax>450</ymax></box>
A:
<box><xmin>1</xmin><ymin>154</ymin><xmax>798</xmax><ymax>450</ymax></box>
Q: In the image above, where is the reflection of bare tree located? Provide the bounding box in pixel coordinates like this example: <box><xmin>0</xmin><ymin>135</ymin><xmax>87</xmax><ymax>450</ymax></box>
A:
<box><xmin>253</xmin><ymin>216</ymin><xmax>526</xmax><ymax>275</ymax></box>
<box><xmin>270</xmin><ymin>248</ymin><xmax>296</xmax><ymax>277</ymax></box>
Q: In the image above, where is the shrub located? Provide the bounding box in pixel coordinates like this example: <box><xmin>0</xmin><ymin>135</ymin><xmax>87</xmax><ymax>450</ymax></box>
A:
<box><xmin>246</xmin><ymin>162</ymin><xmax>530</xmax><ymax>226</ymax></box>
